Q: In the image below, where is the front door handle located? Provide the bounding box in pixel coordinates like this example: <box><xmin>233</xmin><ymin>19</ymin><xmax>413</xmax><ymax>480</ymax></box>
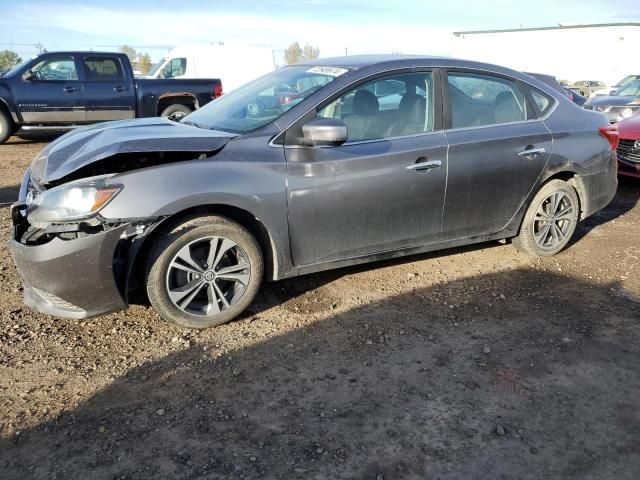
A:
<box><xmin>63</xmin><ymin>86</ymin><xmax>79</xmax><ymax>93</ymax></box>
<box><xmin>406</xmin><ymin>159</ymin><xmax>442</xmax><ymax>172</ymax></box>
<box><xmin>114</xmin><ymin>85</ymin><xmax>127</xmax><ymax>92</ymax></box>
<box><xmin>518</xmin><ymin>147</ymin><xmax>546</xmax><ymax>159</ymax></box>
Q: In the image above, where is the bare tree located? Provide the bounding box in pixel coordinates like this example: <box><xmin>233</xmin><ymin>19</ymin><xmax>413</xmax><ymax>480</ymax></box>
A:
<box><xmin>35</xmin><ymin>43</ymin><xmax>47</xmax><ymax>54</ymax></box>
<box><xmin>284</xmin><ymin>42</ymin><xmax>320</xmax><ymax>65</ymax></box>
<box><xmin>138</xmin><ymin>53</ymin><xmax>152</xmax><ymax>75</ymax></box>
<box><xmin>302</xmin><ymin>44</ymin><xmax>320</xmax><ymax>62</ymax></box>
<box><xmin>0</xmin><ymin>50</ymin><xmax>22</xmax><ymax>70</ymax></box>
<box><xmin>119</xmin><ymin>45</ymin><xmax>138</xmax><ymax>63</ymax></box>
<box><xmin>284</xmin><ymin>42</ymin><xmax>303</xmax><ymax>65</ymax></box>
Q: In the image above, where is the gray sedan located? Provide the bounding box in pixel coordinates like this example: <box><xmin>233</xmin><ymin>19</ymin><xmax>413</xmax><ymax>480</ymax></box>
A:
<box><xmin>584</xmin><ymin>80</ymin><xmax>640</xmax><ymax>123</ymax></box>
<box><xmin>10</xmin><ymin>55</ymin><xmax>618</xmax><ymax>328</ymax></box>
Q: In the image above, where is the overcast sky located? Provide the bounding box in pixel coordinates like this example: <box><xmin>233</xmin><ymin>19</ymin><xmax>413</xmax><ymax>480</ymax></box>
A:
<box><xmin>1</xmin><ymin>0</ymin><xmax>639</xmax><ymax>62</ymax></box>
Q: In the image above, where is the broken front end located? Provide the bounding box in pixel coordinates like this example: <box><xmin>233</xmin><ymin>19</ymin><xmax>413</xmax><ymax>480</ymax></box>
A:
<box><xmin>9</xmin><ymin>168</ymin><xmax>160</xmax><ymax>319</ymax></box>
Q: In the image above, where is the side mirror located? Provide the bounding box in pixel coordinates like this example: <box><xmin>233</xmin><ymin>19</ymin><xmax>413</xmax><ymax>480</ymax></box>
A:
<box><xmin>301</xmin><ymin>118</ymin><xmax>347</xmax><ymax>147</ymax></box>
<box><xmin>22</xmin><ymin>69</ymin><xmax>34</xmax><ymax>81</ymax></box>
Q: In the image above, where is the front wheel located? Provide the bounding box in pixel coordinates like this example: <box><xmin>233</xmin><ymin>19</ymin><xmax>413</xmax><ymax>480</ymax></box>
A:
<box><xmin>513</xmin><ymin>179</ymin><xmax>580</xmax><ymax>257</ymax></box>
<box><xmin>0</xmin><ymin>111</ymin><xmax>14</xmax><ymax>144</ymax></box>
<box><xmin>145</xmin><ymin>215</ymin><xmax>263</xmax><ymax>329</ymax></box>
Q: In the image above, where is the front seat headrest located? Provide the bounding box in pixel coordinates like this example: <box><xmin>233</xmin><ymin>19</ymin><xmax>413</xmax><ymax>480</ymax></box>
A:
<box><xmin>353</xmin><ymin>90</ymin><xmax>379</xmax><ymax>116</ymax></box>
<box><xmin>398</xmin><ymin>93</ymin><xmax>426</xmax><ymax>124</ymax></box>
<box><xmin>494</xmin><ymin>91</ymin><xmax>522</xmax><ymax>123</ymax></box>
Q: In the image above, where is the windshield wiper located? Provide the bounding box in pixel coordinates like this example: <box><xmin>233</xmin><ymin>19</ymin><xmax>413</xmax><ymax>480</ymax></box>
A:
<box><xmin>180</xmin><ymin>120</ymin><xmax>205</xmax><ymax>129</ymax></box>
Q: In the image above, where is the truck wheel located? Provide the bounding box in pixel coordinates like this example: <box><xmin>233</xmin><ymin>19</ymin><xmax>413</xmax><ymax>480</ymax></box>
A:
<box><xmin>160</xmin><ymin>104</ymin><xmax>192</xmax><ymax>119</ymax></box>
<box><xmin>513</xmin><ymin>180</ymin><xmax>580</xmax><ymax>257</ymax></box>
<box><xmin>0</xmin><ymin>111</ymin><xmax>14</xmax><ymax>144</ymax></box>
<box><xmin>145</xmin><ymin>215</ymin><xmax>263</xmax><ymax>329</ymax></box>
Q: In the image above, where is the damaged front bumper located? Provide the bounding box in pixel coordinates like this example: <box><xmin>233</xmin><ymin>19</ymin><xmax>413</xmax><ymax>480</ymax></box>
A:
<box><xmin>9</xmin><ymin>202</ymin><xmax>130</xmax><ymax>319</ymax></box>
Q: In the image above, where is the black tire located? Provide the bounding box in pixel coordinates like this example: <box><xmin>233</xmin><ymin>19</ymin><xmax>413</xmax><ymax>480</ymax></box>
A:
<box><xmin>145</xmin><ymin>215</ymin><xmax>263</xmax><ymax>329</ymax></box>
<box><xmin>513</xmin><ymin>179</ymin><xmax>580</xmax><ymax>257</ymax></box>
<box><xmin>160</xmin><ymin>104</ymin><xmax>193</xmax><ymax>119</ymax></box>
<box><xmin>0</xmin><ymin>110</ymin><xmax>14</xmax><ymax>145</ymax></box>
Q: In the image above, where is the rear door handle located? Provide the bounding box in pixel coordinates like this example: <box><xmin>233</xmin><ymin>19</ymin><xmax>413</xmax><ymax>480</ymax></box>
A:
<box><xmin>63</xmin><ymin>86</ymin><xmax>79</xmax><ymax>93</ymax></box>
<box><xmin>518</xmin><ymin>147</ymin><xmax>546</xmax><ymax>158</ymax></box>
<box><xmin>114</xmin><ymin>85</ymin><xmax>127</xmax><ymax>92</ymax></box>
<box><xmin>406</xmin><ymin>159</ymin><xmax>442</xmax><ymax>171</ymax></box>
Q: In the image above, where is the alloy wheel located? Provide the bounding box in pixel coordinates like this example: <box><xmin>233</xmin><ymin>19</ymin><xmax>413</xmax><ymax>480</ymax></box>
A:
<box><xmin>533</xmin><ymin>192</ymin><xmax>575</xmax><ymax>249</ymax></box>
<box><xmin>165</xmin><ymin>236</ymin><xmax>251</xmax><ymax>316</ymax></box>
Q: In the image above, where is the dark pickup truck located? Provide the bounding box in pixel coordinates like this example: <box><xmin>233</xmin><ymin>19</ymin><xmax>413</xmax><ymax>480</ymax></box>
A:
<box><xmin>0</xmin><ymin>51</ymin><xmax>222</xmax><ymax>144</ymax></box>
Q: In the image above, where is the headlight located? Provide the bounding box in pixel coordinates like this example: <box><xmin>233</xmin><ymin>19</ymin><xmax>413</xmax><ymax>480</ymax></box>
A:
<box><xmin>620</xmin><ymin>107</ymin><xmax>634</xmax><ymax>118</ymax></box>
<box><xmin>27</xmin><ymin>175</ymin><xmax>122</xmax><ymax>228</ymax></box>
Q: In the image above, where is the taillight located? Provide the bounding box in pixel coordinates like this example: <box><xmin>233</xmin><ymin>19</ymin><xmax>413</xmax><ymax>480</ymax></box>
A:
<box><xmin>213</xmin><ymin>83</ymin><xmax>223</xmax><ymax>99</ymax></box>
<box><xmin>598</xmin><ymin>125</ymin><xmax>619</xmax><ymax>150</ymax></box>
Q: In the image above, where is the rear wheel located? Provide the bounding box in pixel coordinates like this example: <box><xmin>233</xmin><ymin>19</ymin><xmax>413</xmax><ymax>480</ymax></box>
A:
<box><xmin>513</xmin><ymin>180</ymin><xmax>580</xmax><ymax>257</ymax></box>
<box><xmin>145</xmin><ymin>215</ymin><xmax>263</xmax><ymax>329</ymax></box>
<box><xmin>0</xmin><ymin>111</ymin><xmax>14</xmax><ymax>144</ymax></box>
<box><xmin>160</xmin><ymin>104</ymin><xmax>193</xmax><ymax>119</ymax></box>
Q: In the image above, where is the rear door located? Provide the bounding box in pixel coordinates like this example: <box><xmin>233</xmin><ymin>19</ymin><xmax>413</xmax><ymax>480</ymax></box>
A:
<box><xmin>285</xmin><ymin>70</ymin><xmax>448</xmax><ymax>266</ymax></box>
<box><xmin>81</xmin><ymin>55</ymin><xmax>135</xmax><ymax>122</ymax></box>
<box><xmin>15</xmin><ymin>53</ymin><xmax>85</xmax><ymax>124</ymax></box>
<box><xmin>441</xmin><ymin>70</ymin><xmax>552</xmax><ymax>240</ymax></box>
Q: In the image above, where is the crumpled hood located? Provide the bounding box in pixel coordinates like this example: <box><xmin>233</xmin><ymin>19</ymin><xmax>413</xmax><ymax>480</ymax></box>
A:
<box><xmin>586</xmin><ymin>95</ymin><xmax>638</xmax><ymax>108</ymax></box>
<box><xmin>31</xmin><ymin>117</ymin><xmax>235</xmax><ymax>184</ymax></box>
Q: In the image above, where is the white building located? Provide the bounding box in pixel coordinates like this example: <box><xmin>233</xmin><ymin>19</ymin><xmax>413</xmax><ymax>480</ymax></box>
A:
<box><xmin>449</xmin><ymin>23</ymin><xmax>640</xmax><ymax>86</ymax></box>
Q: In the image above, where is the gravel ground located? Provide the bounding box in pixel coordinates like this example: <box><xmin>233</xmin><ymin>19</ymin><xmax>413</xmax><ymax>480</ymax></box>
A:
<box><xmin>0</xmin><ymin>137</ymin><xmax>639</xmax><ymax>479</ymax></box>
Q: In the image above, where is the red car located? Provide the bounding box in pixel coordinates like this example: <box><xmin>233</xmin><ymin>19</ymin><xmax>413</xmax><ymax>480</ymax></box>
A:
<box><xmin>617</xmin><ymin>115</ymin><xmax>640</xmax><ymax>178</ymax></box>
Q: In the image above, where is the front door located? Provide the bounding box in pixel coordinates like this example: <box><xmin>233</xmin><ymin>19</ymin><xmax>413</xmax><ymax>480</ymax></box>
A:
<box><xmin>442</xmin><ymin>71</ymin><xmax>552</xmax><ymax>239</ymax></box>
<box><xmin>17</xmin><ymin>54</ymin><xmax>85</xmax><ymax>124</ymax></box>
<box><xmin>285</xmin><ymin>71</ymin><xmax>448</xmax><ymax>266</ymax></box>
<box><xmin>81</xmin><ymin>55</ymin><xmax>135</xmax><ymax>122</ymax></box>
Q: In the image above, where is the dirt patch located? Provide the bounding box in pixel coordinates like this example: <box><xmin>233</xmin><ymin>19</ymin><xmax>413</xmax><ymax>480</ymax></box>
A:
<box><xmin>1</xmin><ymin>137</ymin><xmax>639</xmax><ymax>479</ymax></box>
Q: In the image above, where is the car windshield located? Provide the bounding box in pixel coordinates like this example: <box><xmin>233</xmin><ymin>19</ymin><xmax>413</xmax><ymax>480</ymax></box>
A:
<box><xmin>615</xmin><ymin>80</ymin><xmax>640</xmax><ymax>97</ymax></box>
<box><xmin>181</xmin><ymin>65</ymin><xmax>348</xmax><ymax>133</ymax></box>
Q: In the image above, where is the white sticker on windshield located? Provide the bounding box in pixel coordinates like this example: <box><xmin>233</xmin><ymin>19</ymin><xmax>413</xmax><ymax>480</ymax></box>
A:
<box><xmin>306</xmin><ymin>66</ymin><xmax>349</xmax><ymax>77</ymax></box>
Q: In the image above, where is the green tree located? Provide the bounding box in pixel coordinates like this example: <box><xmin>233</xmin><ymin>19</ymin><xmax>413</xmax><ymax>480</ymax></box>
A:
<box><xmin>284</xmin><ymin>42</ymin><xmax>320</xmax><ymax>65</ymax></box>
<box><xmin>119</xmin><ymin>45</ymin><xmax>138</xmax><ymax>63</ymax></box>
<box><xmin>137</xmin><ymin>52</ymin><xmax>152</xmax><ymax>75</ymax></box>
<box><xmin>0</xmin><ymin>50</ymin><xmax>22</xmax><ymax>70</ymax></box>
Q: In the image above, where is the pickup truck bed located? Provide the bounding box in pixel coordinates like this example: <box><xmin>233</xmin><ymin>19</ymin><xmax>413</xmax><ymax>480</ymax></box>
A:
<box><xmin>0</xmin><ymin>51</ymin><xmax>222</xmax><ymax>144</ymax></box>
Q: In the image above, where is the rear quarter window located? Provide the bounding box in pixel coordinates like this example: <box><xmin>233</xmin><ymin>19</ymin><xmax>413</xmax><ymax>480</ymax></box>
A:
<box><xmin>530</xmin><ymin>88</ymin><xmax>555</xmax><ymax>117</ymax></box>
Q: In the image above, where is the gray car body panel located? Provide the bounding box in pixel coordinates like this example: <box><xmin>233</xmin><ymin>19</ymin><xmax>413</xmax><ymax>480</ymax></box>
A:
<box><xmin>31</xmin><ymin>117</ymin><xmax>234</xmax><ymax>183</ymax></box>
<box><xmin>9</xmin><ymin>55</ymin><xmax>617</xmax><ymax>319</ymax></box>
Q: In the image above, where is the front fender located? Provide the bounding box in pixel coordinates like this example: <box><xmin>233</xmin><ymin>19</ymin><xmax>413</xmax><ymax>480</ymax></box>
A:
<box><xmin>100</xmin><ymin>158</ymin><xmax>292</xmax><ymax>278</ymax></box>
<box><xmin>0</xmin><ymin>88</ymin><xmax>19</xmax><ymax>123</ymax></box>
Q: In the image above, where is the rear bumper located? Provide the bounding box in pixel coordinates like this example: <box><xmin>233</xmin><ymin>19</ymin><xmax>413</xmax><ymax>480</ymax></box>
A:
<box><xmin>575</xmin><ymin>152</ymin><xmax>618</xmax><ymax>219</ymax></box>
<box><xmin>9</xmin><ymin>222</ymin><xmax>129</xmax><ymax>319</ymax></box>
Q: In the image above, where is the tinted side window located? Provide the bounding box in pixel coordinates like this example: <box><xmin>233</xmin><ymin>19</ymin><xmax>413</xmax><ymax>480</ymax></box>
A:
<box><xmin>31</xmin><ymin>55</ymin><xmax>78</xmax><ymax>81</ymax></box>
<box><xmin>447</xmin><ymin>72</ymin><xmax>528</xmax><ymax>128</ymax></box>
<box><xmin>83</xmin><ymin>57</ymin><xmax>124</xmax><ymax>82</ymax></box>
<box><xmin>318</xmin><ymin>72</ymin><xmax>435</xmax><ymax>142</ymax></box>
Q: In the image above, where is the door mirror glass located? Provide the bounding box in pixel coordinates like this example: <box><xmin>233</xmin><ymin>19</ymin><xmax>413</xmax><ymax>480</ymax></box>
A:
<box><xmin>22</xmin><ymin>69</ymin><xmax>34</xmax><ymax>81</ymax></box>
<box><xmin>302</xmin><ymin>118</ymin><xmax>347</xmax><ymax>146</ymax></box>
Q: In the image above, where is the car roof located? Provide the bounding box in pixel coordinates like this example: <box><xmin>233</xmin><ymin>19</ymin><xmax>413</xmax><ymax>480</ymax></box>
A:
<box><xmin>298</xmin><ymin>54</ymin><xmax>561</xmax><ymax>97</ymax></box>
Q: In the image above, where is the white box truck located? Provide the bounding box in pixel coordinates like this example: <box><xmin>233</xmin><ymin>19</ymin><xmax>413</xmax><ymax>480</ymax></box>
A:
<box><xmin>146</xmin><ymin>45</ymin><xmax>276</xmax><ymax>92</ymax></box>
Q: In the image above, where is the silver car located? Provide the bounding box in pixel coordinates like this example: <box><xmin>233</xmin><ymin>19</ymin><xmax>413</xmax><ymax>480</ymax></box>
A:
<box><xmin>10</xmin><ymin>55</ymin><xmax>618</xmax><ymax>329</ymax></box>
